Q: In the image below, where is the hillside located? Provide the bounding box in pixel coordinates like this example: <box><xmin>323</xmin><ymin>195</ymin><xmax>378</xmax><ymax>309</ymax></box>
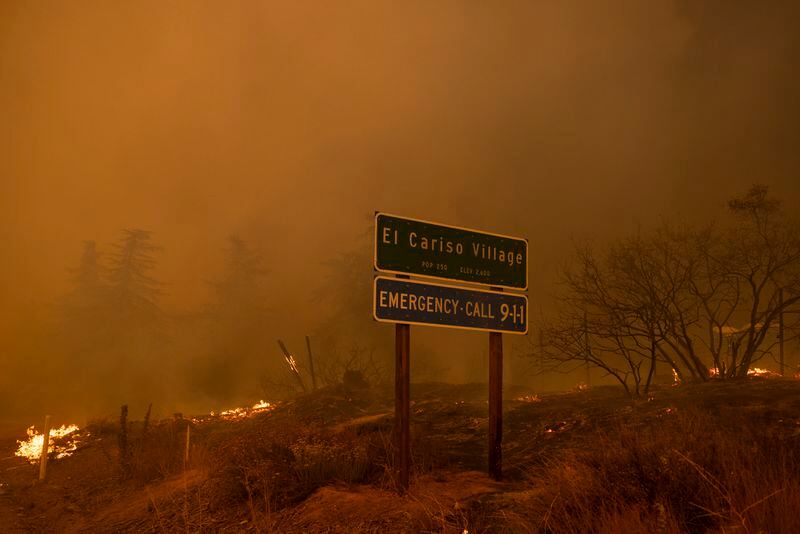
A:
<box><xmin>2</xmin><ymin>379</ymin><xmax>800</xmax><ymax>533</ymax></box>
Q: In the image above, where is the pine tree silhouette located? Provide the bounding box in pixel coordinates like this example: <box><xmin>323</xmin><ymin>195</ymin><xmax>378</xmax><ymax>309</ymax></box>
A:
<box><xmin>211</xmin><ymin>235</ymin><xmax>268</xmax><ymax>319</ymax></box>
<box><xmin>106</xmin><ymin>228</ymin><xmax>163</xmax><ymax>330</ymax></box>
<box><xmin>199</xmin><ymin>235</ymin><xmax>269</xmax><ymax>401</ymax></box>
<box><xmin>61</xmin><ymin>240</ymin><xmax>105</xmax><ymax>318</ymax></box>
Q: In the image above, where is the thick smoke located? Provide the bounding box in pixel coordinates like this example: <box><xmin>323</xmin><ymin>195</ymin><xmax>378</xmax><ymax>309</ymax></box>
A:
<box><xmin>1</xmin><ymin>1</ymin><xmax>798</xmax><ymax>423</ymax></box>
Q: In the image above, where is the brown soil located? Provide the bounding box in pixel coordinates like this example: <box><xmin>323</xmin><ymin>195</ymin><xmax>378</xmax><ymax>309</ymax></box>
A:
<box><xmin>272</xmin><ymin>471</ymin><xmax>508</xmax><ymax>533</ymax></box>
<box><xmin>1</xmin><ymin>379</ymin><xmax>799</xmax><ymax>532</ymax></box>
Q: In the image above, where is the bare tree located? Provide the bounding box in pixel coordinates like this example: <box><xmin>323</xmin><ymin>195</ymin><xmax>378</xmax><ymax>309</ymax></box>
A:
<box><xmin>539</xmin><ymin>185</ymin><xmax>800</xmax><ymax>392</ymax></box>
<box><xmin>542</xmin><ymin>240</ymin><xmax>667</xmax><ymax>396</ymax></box>
<box><xmin>720</xmin><ymin>185</ymin><xmax>800</xmax><ymax>375</ymax></box>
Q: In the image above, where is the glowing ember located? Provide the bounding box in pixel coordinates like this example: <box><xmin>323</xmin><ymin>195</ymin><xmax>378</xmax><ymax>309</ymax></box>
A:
<box><xmin>285</xmin><ymin>354</ymin><xmax>299</xmax><ymax>374</ymax></box>
<box><xmin>516</xmin><ymin>394</ymin><xmax>542</xmax><ymax>403</ymax></box>
<box><xmin>15</xmin><ymin>424</ymin><xmax>82</xmax><ymax>464</ymax></box>
<box><xmin>544</xmin><ymin>421</ymin><xmax>568</xmax><ymax>433</ymax></box>
<box><xmin>672</xmin><ymin>369</ymin><xmax>681</xmax><ymax>385</ymax></box>
<box><xmin>218</xmin><ymin>407</ymin><xmax>248</xmax><ymax>419</ymax></box>
<box><xmin>657</xmin><ymin>407</ymin><xmax>677</xmax><ymax>419</ymax></box>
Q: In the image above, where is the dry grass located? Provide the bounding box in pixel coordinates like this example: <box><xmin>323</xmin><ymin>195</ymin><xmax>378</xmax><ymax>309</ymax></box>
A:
<box><xmin>190</xmin><ymin>381</ymin><xmax>800</xmax><ymax>532</ymax></box>
<box><xmin>6</xmin><ymin>380</ymin><xmax>800</xmax><ymax>532</ymax></box>
<box><xmin>451</xmin><ymin>403</ymin><xmax>800</xmax><ymax>533</ymax></box>
<box><xmin>129</xmin><ymin>419</ymin><xmax>187</xmax><ymax>482</ymax></box>
<box><xmin>201</xmin><ymin>416</ymin><xmax>395</xmax><ymax>524</ymax></box>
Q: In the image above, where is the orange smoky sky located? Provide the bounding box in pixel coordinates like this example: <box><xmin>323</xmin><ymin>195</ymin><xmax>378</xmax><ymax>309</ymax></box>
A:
<box><xmin>1</xmin><ymin>1</ymin><xmax>799</xmax><ymax>336</ymax></box>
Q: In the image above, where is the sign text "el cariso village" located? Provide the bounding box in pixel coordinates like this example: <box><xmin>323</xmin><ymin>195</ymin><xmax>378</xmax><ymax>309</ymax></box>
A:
<box><xmin>374</xmin><ymin>213</ymin><xmax>528</xmax><ymax>290</ymax></box>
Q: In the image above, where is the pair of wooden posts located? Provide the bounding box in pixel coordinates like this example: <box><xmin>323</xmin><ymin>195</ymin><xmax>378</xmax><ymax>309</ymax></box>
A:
<box><xmin>374</xmin><ymin>214</ymin><xmax>527</xmax><ymax>494</ymax></box>
<box><xmin>277</xmin><ymin>336</ymin><xmax>318</xmax><ymax>392</ymax></box>
<box><xmin>393</xmin><ymin>289</ymin><xmax>505</xmax><ymax>492</ymax></box>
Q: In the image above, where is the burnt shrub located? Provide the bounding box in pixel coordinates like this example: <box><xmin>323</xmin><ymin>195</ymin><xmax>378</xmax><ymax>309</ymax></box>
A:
<box><xmin>203</xmin><ymin>419</ymin><xmax>387</xmax><ymax>516</ymax></box>
<box><xmin>526</xmin><ymin>408</ymin><xmax>800</xmax><ymax>533</ymax></box>
<box><xmin>130</xmin><ymin>418</ymin><xmax>187</xmax><ymax>482</ymax></box>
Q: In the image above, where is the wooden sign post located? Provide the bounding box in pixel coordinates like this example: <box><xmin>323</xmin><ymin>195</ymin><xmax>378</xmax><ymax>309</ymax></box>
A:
<box><xmin>395</xmin><ymin>321</ymin><xmax>411</xmax><ymax>492</ymax></box>
<box><xmin>374</xmin><ymin>213</ymin><xmax>528</xmax><ymax>491</ymax></box>
<box><xmin>488</xmin><ymin>287</ymin><xmax>504</xmax><ymax>480</ymax></box>
<box><xmin>488</xmin><ymin>332</ymin><xmax>503</xmax><ymax>480</ymax></box>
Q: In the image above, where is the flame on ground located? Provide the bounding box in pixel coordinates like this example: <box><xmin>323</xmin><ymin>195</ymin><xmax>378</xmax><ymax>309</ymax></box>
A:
<box><xmin>748</xmin><ymin>367</ymin><xmax>780</xmax><ymax>377</ymax></box>
<box><xmin>516</xmin><ymin>394</ymin><xmax>542</xmax><ymax>403</ymax></box>
<box><xmin>15</xmin><ymin>424</ymin><xmax>82</xmax><ymax>464</ymax></box>
<box><xmin>251</xmin><ymin>400</ymin><xmax>271</xmax><ymax>410</ymax></box>
<box><xmin>709</xmin><ymin>366</ymin><xmax>780</xmax><ymax>378</ymax></box>
<box><xmin>196</xmin><ymin>399</ymin><xmax>276</xmax><ymax>423</ymax></box>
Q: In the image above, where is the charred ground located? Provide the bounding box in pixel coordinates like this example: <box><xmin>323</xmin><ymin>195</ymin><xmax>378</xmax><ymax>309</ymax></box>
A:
<box><xmin>2</xmin><ymin>378</ymin><xmax>800</xmax><ymax>533</ymax></box>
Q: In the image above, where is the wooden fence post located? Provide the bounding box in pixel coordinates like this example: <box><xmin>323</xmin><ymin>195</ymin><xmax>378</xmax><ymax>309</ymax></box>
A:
<box><xmin>184</xmin><ymin>424</ymin><xmax>191</xmax><ymax>469</ymax></box>
<box><xmin>306</xmin><ymin>336</ymin><xmax>318</xmax><ymax>390</ymax></box>
<box><xmin>38</xmin><ymin>415</ymin><xmax>51</xmax><ymax>482</ymax></box>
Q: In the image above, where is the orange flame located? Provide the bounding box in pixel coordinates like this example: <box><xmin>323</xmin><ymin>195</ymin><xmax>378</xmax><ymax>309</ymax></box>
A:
<box><xmin>195</xmin><ymin>400</ymin><xmax>276</xmax><ymax>423</ymax></box>
<box><xmin>15</xmin><ymin>424</ymin><xmax>82</xmax><ymax>464</ymax></box>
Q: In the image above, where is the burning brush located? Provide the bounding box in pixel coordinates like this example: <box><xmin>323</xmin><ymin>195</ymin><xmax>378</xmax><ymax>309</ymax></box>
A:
<box><xmin>217</xmin><ymin>399</ymin><xmax>275</xmax><ymax>420</ymax></box>
<box><xmin>15</xmin><ymin>424</ymin><xmax>84</xmax><ymax>464</ymax></box>
<box><xmin>194</xmin><ymin>399</ymin><xmax>277</xmax><ymax>423</ymax></box>
<box><xmin>747</xmin><ymin>367</ymin><xmax>780</xmax><ymax>377</ymax></box>
<box><xmin>708</xmin><ymin>366</ymin><xmax>781</xmax><ymax>378</ymax></box>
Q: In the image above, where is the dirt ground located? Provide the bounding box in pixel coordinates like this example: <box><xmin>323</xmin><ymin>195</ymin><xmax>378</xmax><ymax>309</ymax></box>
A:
<box><xmin>2</xmin><ymin>379</ymin><xmax>800</xmax><ymax>533</ymax></box>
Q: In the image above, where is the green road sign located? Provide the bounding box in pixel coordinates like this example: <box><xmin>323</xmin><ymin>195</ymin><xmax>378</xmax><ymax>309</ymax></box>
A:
<box><xmin>373</xmin><ymin>276</ymin><xmax>528</xmax><ymax>334</ymax></box>
<box><xmin>374</xmin><ymin>213</ymin><xmax>528</xmax><ymax>290</ymax></box>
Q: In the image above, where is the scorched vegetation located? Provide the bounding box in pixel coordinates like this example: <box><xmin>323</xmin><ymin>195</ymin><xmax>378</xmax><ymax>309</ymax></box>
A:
<box><xmin>2</xmin><ymin>378</ymin><xmax>800</xmax><ymax>532</ymax></box>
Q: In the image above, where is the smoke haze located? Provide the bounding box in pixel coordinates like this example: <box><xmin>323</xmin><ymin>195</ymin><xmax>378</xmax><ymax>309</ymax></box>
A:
<box><xmin>2</xmin><ymin>1</ymin><xmax>799</xmax><ymax>422</ymax></box>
